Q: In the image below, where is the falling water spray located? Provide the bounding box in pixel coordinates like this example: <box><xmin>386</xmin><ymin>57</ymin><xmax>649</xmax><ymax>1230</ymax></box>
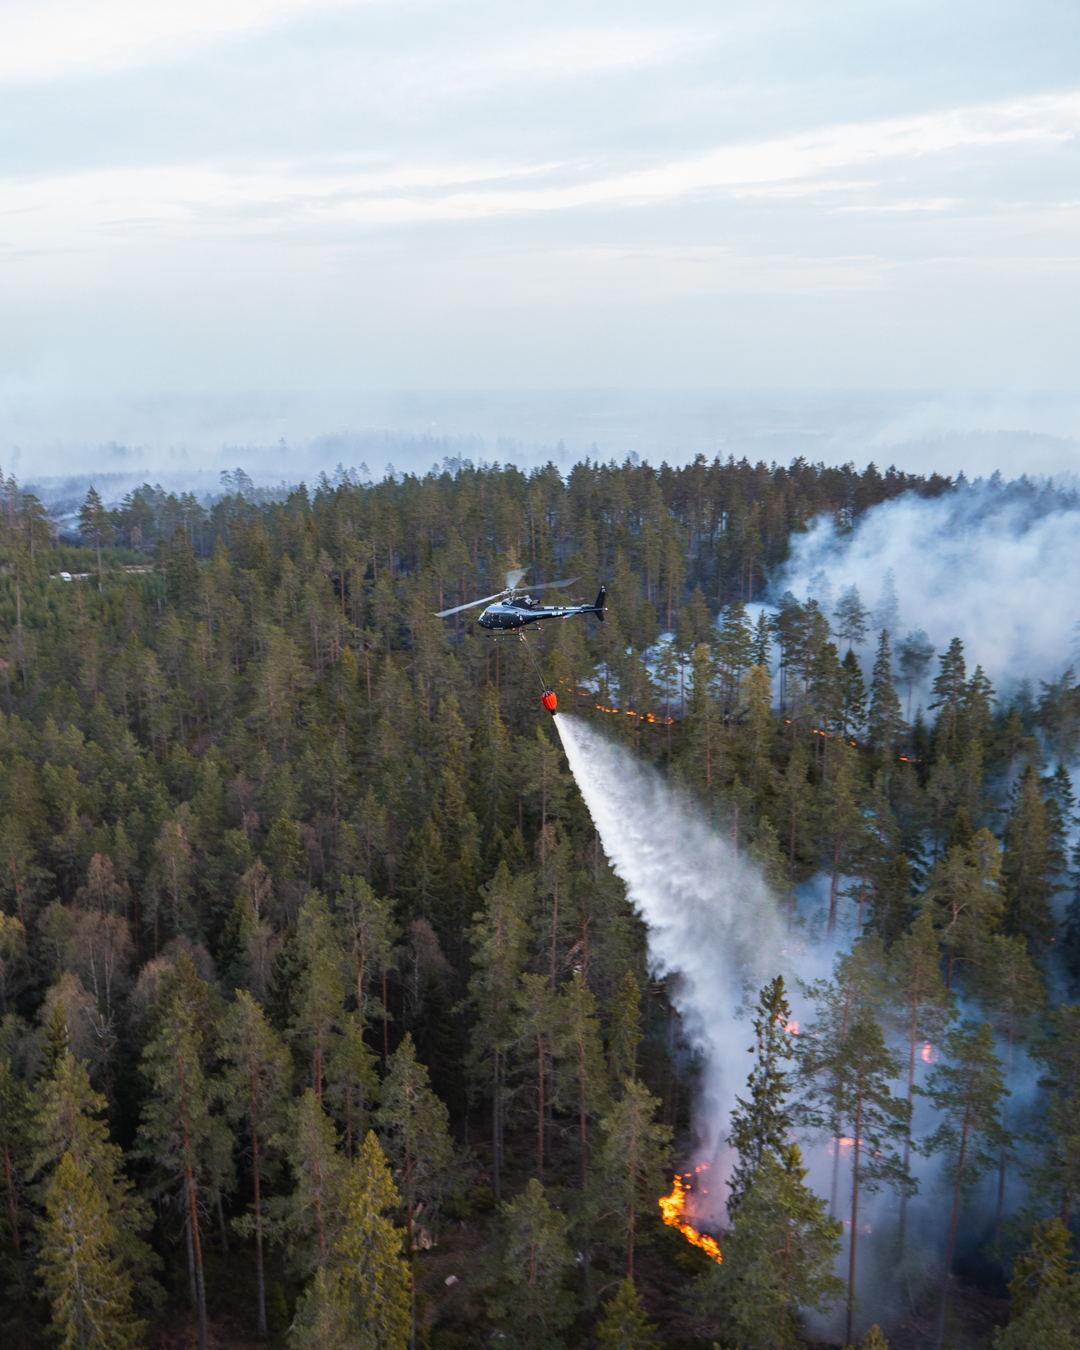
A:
<box><xmin>553</xmin><ymin>713</ymin><xmax>787</xmax><ymax>1218</ymax></box>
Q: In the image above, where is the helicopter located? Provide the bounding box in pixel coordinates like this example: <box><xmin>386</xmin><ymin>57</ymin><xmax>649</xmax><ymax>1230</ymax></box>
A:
<box><xmin>435</xmin><ymin>568</ymin><xmax>606</xmax><ymax>638</ymax></box>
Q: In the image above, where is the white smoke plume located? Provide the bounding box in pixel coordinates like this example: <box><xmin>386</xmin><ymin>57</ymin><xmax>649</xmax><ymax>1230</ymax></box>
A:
<box><xmin>776</xmin><ymin>478</ymin><xmax>1080</xmax><ymax>692</ymax></box>
<box><xmin>553</xmin><ymin>713</ymin><xmax>787</xmax><ymax>1203</ymax></box>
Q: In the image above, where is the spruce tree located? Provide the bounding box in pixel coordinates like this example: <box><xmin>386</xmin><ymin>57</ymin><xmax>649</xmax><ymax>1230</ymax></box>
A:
<box><xmin>334</xmin><ymin>1131</ymin><xmax>411</xmax><ymax>1350</ymax></box>
<box><xmin>727</xmin><ymin>976</ymin><xmax>795</xmax><ymax>1214</ymax></box>
<box><xmin>820</xmin><ymin>738</ymin><xmax>863</xmax><ymax>934</ymax></box>
<box><xmin>839</xmin><ymin>649</ymin><xmax>867</xmax><ymax>738</ymax></box>
<box><xmin>868</xmin><ymin>629</ymin><xmax>904</xmax><ymax>752</ymax></box>
<box><xmin>930</xmin><ymin>637</ymin><xmax>967</xmax><ymax>761</ymax></box>
<box><xmin>1029</xmin><ymin>1003</ymin><xmax>1080</xmax><ymax>1222</ymax></box>
<box><xmin>696</xmin><ymin>1144</ymin><xmax>843</xmax><ymax>1350</ymax></box>
<box><xmin>608</xmin><ymin>970</ymin><xmax>643</xmax><ymax>1084</ymax></box>
<box><xmin>1002</xmin><ymin>766</ymin><xmax>1057</xmax><ymax>946</ymax></box>
<box><xmin>37</xmin><ymin>1153</ymin><xmax>144</xmax><ymax>1350</ymax></box>
<box><xmin>287</xmin><ymin>1266</ymin><xmax>349</xmax><ymax>1350</ymax></box>
<box><xmin>32</xmin><ymin>1050</ymin><xmax>157</xmax><ymax>1294</ymax></box>
<box><xmin>486</xmin><ymin>1177</ymin><xmax>576</xmax><ymax>1350</ymax></box>
<box><xmin>597</xmin><ymin>1275</ymin><xmax>657</xmax><ymax>1348</ymax></box>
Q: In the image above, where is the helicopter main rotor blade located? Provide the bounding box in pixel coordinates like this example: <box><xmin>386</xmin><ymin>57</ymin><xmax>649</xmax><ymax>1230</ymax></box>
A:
<box><xmin>435</xmin><ymin>591</ymin><xmax>505</xmax><ymax>618</ymax></box>
<box><xmin>504</xmin><ymin>567</ymin><xmax>529</xmax><ymax>591</ymax></box>
<box><xmin>526</xmin><ymin>576</ymin><xmax>581</xmax><ymax>594</ymax></box>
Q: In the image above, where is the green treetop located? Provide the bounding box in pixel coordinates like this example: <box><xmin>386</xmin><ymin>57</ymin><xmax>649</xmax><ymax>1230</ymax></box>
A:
<box><xmin>37</xmin><ymin>1152</ymin><xmax>145</xmax><ymax>1350</ymax></box>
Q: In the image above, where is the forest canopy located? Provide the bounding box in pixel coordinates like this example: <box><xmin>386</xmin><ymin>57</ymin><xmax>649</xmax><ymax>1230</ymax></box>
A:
<box><xmin>0</xmin><ymin>452</ymin><xmax>1077</xmax><ymax>1350</ymax></box>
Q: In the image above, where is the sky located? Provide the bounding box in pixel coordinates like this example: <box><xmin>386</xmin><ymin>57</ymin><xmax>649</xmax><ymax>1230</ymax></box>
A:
<box><xmin>3</xmin><ymin>0</ymin><xmax>1080</xmax><ymax>480</ymax></box>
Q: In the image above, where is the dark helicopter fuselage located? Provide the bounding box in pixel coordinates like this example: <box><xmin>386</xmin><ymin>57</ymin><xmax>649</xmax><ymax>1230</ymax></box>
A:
<box><xmin>478</xmin><ymin>586</ymin><xmax>605</xmax><ymax>631</ymax></box>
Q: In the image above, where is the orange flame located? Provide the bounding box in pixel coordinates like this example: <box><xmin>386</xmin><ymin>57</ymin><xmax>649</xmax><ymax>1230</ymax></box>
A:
<box><xmin>659</xmin><ymin>1174</ymin><xmax>722</xmax><ymax>1264</ymax></box>
<box><xmin>921</xmin><ymin>1042</ymin><xmax>938</xmax><ymax>1064</ymax></box>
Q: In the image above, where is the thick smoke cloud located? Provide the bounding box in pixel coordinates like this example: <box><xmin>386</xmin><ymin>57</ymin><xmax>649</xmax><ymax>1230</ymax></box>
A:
<box><xmin>776</xmin><ymin>478</ymin><xmax>1080</xmax><ymax>693</ymax></box>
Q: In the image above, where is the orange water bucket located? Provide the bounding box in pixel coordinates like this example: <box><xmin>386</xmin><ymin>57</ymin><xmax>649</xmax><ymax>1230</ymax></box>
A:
<box><xmin>541</xmin><ymin>690</ymin><xmax>558</xmax><ymax>712</ymax></box>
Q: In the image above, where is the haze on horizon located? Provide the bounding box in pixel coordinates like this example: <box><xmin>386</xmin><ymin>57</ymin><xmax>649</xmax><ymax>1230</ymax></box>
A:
<box><xmin>3</xmin><ymin>0</ymin><xmax>1080</xmax><ymax>480</ymax></box>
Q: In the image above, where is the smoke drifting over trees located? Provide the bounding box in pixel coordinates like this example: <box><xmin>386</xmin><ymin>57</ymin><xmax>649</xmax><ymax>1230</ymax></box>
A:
<box><xmin>0</xmin><ymin>453</ymin><xmax>1078</xmax><ymax>1346</ymax></box>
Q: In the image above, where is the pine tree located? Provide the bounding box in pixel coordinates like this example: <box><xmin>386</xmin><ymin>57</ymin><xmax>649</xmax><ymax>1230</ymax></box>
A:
<box><xmin>37</xmin><ymin>1153</ymin><xmax>144</xmax><ymax>1350</ymax></box>
<box><xmin>77</xmin><ymin>487</ymin><xmax>112</xmax><ymax>591</ymax></box>
<box><xmin>970</xmin><ymin>934</ymin><xmax>1044</xmax><ymax>1237</ymax></box>
<box><xmin>220</xmin><ymin>990</ymin><xmax>291</xmax><ymax>1334</ymax></box>
<box><xmin>921</xmin><ymin>1022</ymin><xmax>1008</xmax><ymax>1350</ymax></box>
<box><xmin>516</xmin><ymin>974</ymin><xmax>561</xmax><ymax>1182</ymax></box>
<box><xmin>800</xmin><ymin>1005</ymin><xmax>909</xmax><ymax>1344</ymax></box>
<box><xmin>896</xmin><ymin>629</ymin><xmax>934</xmax><ymax>720</ymax></box>
<box><xmin>292</xmin><ymin>890</ymin><xmax>345</xmax><ymax>1102</ymax></box>
<box><xmin>1008</xmin><ymin>1217</ymin><xmax>1076</xmax><ymax>1320</ymax></box>
<box><xmin>695</xmin><ymin>1144</ymin><xmax>843</xmax><ymax>1350</ymax></box>
<box><xmin>886</xmin><ymin>912</ymin><xmax>954</xmax><ymax>1247</ymax></box>
<box><xmin>921</xmin><ymin>828</ymin><xmax>1004</xmax><ymax>987</ymax></box>
<box><xmin>867</xmin><ymin>630</ymin><xmax>904</xmax><ymax>752</ymax></box>
<box><xmin>599</xmin><ymin>1079</ymin><xmax>672</xmax><ymax>1278</ymax></box>
<box><xmin>773</xmin><ymin>741</ymin><xmax>814</xmax><ymax>882</ymax></box>
<box><xmin>727</xmin><ymin>976</ymin><xmax>795</xmax><ymax>1214</ymax></box>
<box><xmin>376</xmin><ymin>1033</ymin><xmax>455</xmax><ymax>1344</ymax></box>
<box><xmin>796</xmin><ymin>938</ymin><xmax>889</xmax><ymax>1221</ymax></box>
<box><xmin>325</xmin><ymin>1012</ymin><xmax>380</xmax><ymax>1161</ymax></box>
<box><xmin>558</xmin><ymin>973</ymin><xmax>610</xmax><ymax>1190</ymax></box>
<box><xmin>597</xmin><ymin>1275</ymin><xmax>657</xmax><ymax>1348</ymax></box>
<box><xmin>272</xmin><ymin>1089</ymin><xmax>348</xmax><ymax>1277</ymax></box>
<box><xmin>138</xmin><ymin>996</ymin><xmax>228</xmax><ymax>1350</ymax></box>
<box><xmin>834</xmin><ymin>586</ymin><xmax>869</xmax><ymax>651</ymax></box>
<box><xmin>486</xmin><ymin>1177</ymin><xmax>576</xmax><ymax>1349</ymax></box>
<box><xmin>468</xmin><ymin>861</ymin><xmax>533</xmax><ymax>1200</ymax></box>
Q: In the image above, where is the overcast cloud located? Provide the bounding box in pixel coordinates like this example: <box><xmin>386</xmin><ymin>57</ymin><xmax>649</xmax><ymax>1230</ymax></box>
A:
<box><xmin>2</xmin><ymin>0</ymin><xmax>1079</xmax><ymax>476</ymax></box>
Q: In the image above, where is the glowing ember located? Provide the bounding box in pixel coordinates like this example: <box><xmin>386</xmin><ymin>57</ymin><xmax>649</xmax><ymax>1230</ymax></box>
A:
<box><xmin>659</xmin><ymin>1174</ymin><xmax>722</xmax><ymax>1264</ymax></box>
